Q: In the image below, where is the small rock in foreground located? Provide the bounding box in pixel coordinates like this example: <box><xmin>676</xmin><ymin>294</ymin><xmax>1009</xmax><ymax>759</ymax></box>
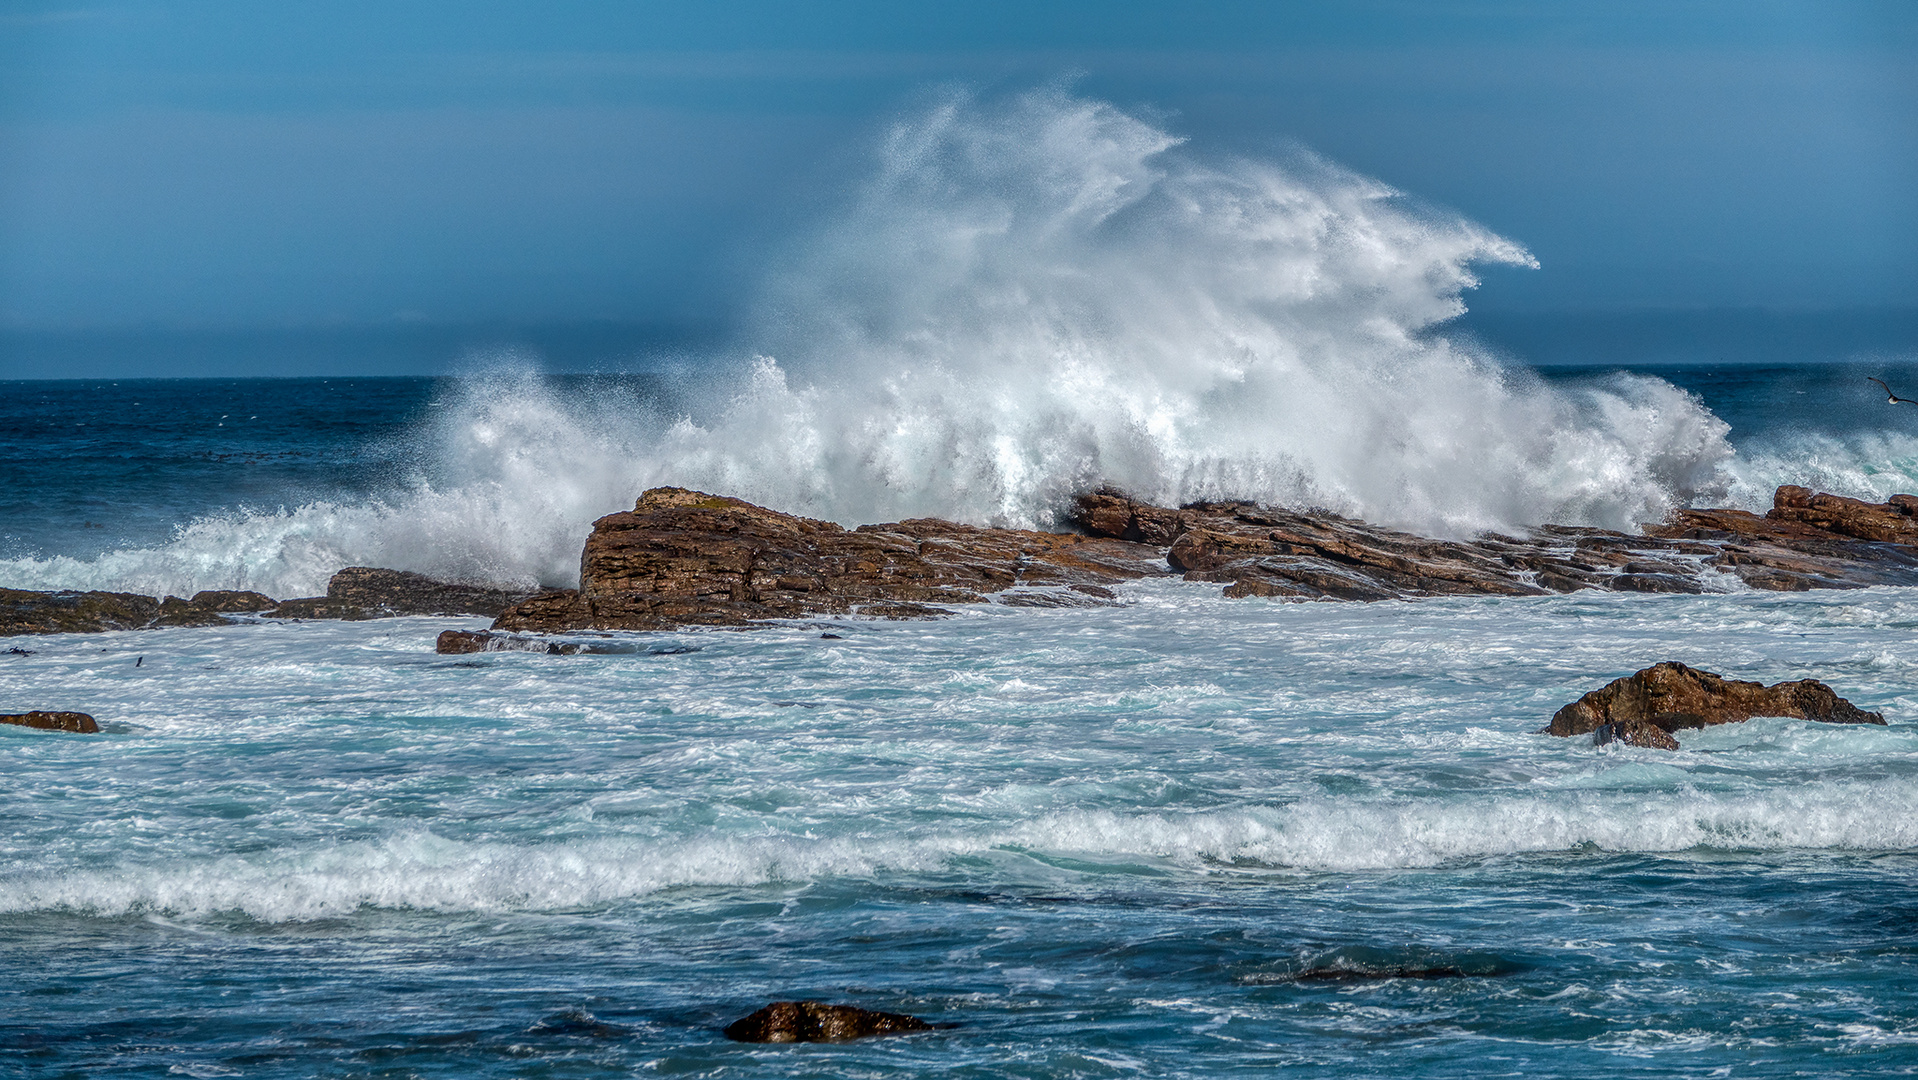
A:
<box><xmin>1</xmin><ymin>711</ymin><xmax>99</xmax><ymax>733</ymax></box>
<box><xmin>1550</xmin><ymin>662</ymin><xmax>1884</xmax><ymax>749</ymax></box>
<box><xmin>723</xmin><ymin>1001</ymin><xmax>933</xmax><ymax>1043</ymax></box>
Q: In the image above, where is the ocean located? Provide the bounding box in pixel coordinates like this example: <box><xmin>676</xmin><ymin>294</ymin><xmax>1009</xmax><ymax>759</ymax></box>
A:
<box><xmin>8</xmin><ymin>89</ymin><xmax>1918</xmax><ymax>1077</ymax></box>
<box><xmin>5</xmin><ymin>362</ymin><xmax>1918</xmax><ymax>1078</ymax></box>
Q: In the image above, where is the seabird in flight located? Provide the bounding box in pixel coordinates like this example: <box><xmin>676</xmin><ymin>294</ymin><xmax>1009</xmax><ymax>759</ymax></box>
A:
<box><xmin>1869</xmin><ymin>377</ymin><xmax>1917</xmax><ymax>405</ymax></box>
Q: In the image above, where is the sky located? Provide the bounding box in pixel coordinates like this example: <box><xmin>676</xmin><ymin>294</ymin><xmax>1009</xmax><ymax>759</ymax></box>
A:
<box><xmin>0</xmin><ymin>1</ymin><xmax>1913</xmax><ymax>374</ymax></box>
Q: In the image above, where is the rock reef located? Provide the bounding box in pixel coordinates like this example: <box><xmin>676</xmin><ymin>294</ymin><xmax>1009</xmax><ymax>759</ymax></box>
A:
<box><xmin>722</xmin><ymin>1001</ymin><xmax>932</xmax><ymax>1043</ymax></box>
<box><xmin>434</xmin><ymin>484</ymin><xmax>1918</xmax><ymax>648</ymax></box>
<box><xmin>485</xmin><ymin>487</ymin><xmax>1162</xmax><ymax>635</ymax></box>
<box><xmin>268</xmin><ymin>567</ymin><xmax>534</xmax><ymax>621</ymax></box>
<box><xmin>10</xmin><ymin>484</ymin><xmax>1918</xmax><ymax>643</ymax></box>
<box><xmin>1</xmin><ymin>569</ymin><xmax>536</xmax><ymax>637</ymax></box>
<box><xmin>1079</xmin><ymin>486</ymin><xmax>1918</xmax><ymax>599</ymax></box>
<box><xmin>1548</xmin><ymin>662</ymin><xmax>1885</xmax><ymax>749</ymax></box>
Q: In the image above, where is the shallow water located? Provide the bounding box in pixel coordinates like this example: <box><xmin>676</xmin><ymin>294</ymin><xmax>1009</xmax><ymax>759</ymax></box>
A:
<box><xmin>6</xmin><ymin>584</ymin><xmax>1917</xmax><ymax>1076</ymax></box>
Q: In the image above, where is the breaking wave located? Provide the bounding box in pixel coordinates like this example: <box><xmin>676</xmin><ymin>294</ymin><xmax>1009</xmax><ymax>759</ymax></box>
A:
<box><xmin>9</xmin><ymin>779</ymin><xmax>1917</xmax><ymax>921</ymax></box>
<box><xmin>3</xmin><ymin>87</ymin><xmax>1750</xmax><ymax>597</ymax></box>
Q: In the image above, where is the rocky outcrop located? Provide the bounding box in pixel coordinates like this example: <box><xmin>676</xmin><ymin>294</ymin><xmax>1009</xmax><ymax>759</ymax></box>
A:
<box><xmin>1</xmin><ymin>588</ymin><xmax>163</xmax><ymax>636</ymax></box>
<box><xmin>1640</xmin><ymin>486</ymin><xmax>1918</xmax><ymax>590</ymax></box>
<box><xmin>486</xmin><ymin>487</ymin><xmax>1162</xmax><ymax>634</ymax></box>
<box><xmin>1072</xmin><ymin>491</ymin><xmax>1554</xmax><ymax>601</ymax></box>
<box><xmin>440</xmin><ymin>485</ymin><xmax>1918</xmax><ymax>645</ymax></box>
<box><xmin>1766</xmin><ymin>485</ymin><xmax>1918</xmax><ymax>544</ymax></box>
<box><xmin>1549</xmin><ymin>662</ymin><xmax>1885</xmax><ymax>748</ymax></box>
<box><xmin>1</xmin><ymin>711</ymin><xmax>99</xmax><ymax>733</ymax></box>
<box><xmin>268</xmin><ymin>567</ymin><xmax>534</xmax><ymax>620</ymax></box>
<box><xmin>17</xmin><ymin>486</ymin><xmax>1918</xmax><ymax>642</ymax></box>
<box><xmin>2</xmin><ymin>569</ymin><xmax>535</xmax><ymax>636</ymax></box>
<box><xmin>154</xmin><ymin>590</ymin><xmax>279</xmax><ymax>627</ymax></box>
<box><xmin>1074</xmin><ymin>487</ymin><xmax>1918</xmax><ymax>599</ymax></box>
<box><xmin>723</xmin><ymin>1002</ymin><xmax>932</xmax><ymax>1043</ymax></box>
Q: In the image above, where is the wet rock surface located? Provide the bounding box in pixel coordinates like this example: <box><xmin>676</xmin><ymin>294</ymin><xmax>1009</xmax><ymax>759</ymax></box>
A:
<box><xmin>1074</xmin><ymin>487</ymin><xmax>1918</xmax><ymax>600</ymax></box>
<box><xmin>2</xmin><ymin>569</ymin><xmax>535</xmax><ymax>636</ymax></box>
<box><xmin>1550</xmin><ymin>661</ymin><xmax>1885</xmax><ymax>748</ymax></box>
<box><xmin>722</xmin><ymin>1001</ymin><xmax>933</xmax><ymax>1043</ymax></box>
<box><xmin>488</xmin><ymin>487</ymin><xmax>1163</xmax><ymax>635</ymax></box>
<box><xmin>12</xmin><ymin>485</ymin><xmax>1918</xmax><ymax>641</ymax></box>
<box><xmin>1</xmin><ymin>710</ymin><xmax>99</xmax><ymax>733</ymax></box>
<box><xmin>452</xmin><ymin>484</ymin><xmax>1918</xmax><ymax>645</ymax></box>
<box><xmin>1</xmin><ymin>588</ymin><xmax>163</xmax><ymax>636</ymax></box>
<box><xmin>269</xmin><ymin>567</ymin><xmax>535</xmax><ymax>620</ymax></box>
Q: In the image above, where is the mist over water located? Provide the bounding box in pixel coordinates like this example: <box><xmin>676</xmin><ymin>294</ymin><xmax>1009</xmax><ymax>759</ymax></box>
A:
<box><xmin>7</xmin><ymin>89</ymin><xmax>1916</xmax><ymax>600</ymax></box>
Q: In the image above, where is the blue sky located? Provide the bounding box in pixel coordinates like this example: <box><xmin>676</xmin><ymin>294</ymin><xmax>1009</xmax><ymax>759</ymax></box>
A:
<box><xmin>1</xmin><ymin>0</ymin><xmax>1913</xmax><ymax>338</ymax></box>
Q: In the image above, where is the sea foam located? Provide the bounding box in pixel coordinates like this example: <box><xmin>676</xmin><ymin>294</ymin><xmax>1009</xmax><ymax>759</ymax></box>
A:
<box><xmin>8</xmin><ymin>780</ymin><xmax>1916</xmax><ymax>922</ymax></box>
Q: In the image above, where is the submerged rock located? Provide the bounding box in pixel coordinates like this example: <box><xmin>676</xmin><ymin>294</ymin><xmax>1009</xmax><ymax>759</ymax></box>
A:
<box><xmin>722</xmin><ymin>1001</ymin><xmax>933</xmax><ymax>1043</ymax></box>
<box><xmin>1240</xmin><ymin>964</ymin><xmax>1491</xmax><ymax>983</ymax></box>
<box><xmin>1550</xmin><ymin>662</ymin><xmax>1885</xmax><ymax>748</ymax></box>
<box><xmin>1</xmin><ymin>711</ymin><xmax>99</xmax><ymax>733</ymax></box>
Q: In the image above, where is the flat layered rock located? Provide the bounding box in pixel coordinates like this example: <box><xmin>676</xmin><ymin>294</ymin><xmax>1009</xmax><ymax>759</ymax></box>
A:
<box><xmin>454</xmin><ymin>484</ymin><xmax>1918</xmax><ymax>644</ymax></box>
<box><xmin>1</xmin><ymin>588</ymin><xmax>163</xmax><ymax>636</ymax></box>
<box><xmin>1072</xmin><ymin>487</ymin><xmax>1918</xmax><ymax>600</ymax></box>
<box><xmin>3</xmin><ymin>567</ymin><xmax>536</xmax><ymax>636</ymax></box>
<box><xmin>1549</xmin><ymin>661</ymin><xmax>1884</xmax><ymax>749</ymax></box>
<box><xmin>488</xmin><ymin>487</ymin><xmax>1162</xmax><ymax>634</ymax></box>
<box><xmin>723</xmin><ymin>1001</ymin><xmax>932</xmax><ymax>1043</ymax></box>
<box><xmin>269</xmin><ymin>567</ymin><xmax>536</xmax><ymax>620</ymax></box>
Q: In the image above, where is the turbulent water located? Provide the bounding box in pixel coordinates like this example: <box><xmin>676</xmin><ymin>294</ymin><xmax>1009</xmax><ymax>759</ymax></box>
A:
<box><xmin>7</xmin><ymin>89</ymin><xmax>1918</xmax><ymax>1077</ymax></box>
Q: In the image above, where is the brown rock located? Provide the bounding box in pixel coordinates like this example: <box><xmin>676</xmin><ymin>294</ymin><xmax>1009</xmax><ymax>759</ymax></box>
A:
<box><xmin>0</xmin><ymin>588</ymin><xmax>160</xmax><ymax>636</ymax></box>
<box><xmin>268</xmin><ymin>567</ymin><xmax>537</xmax><ymax>621</ymax></box>
<box><xmin>1072</xmin><ymin>487</ymin><xmax>1192</xmax><ymax>544</ymax></box>
<box><xmin>1591</xmin><ymin>718</ymin><xmax>1681</xmax><ymax>750</ymax></box>
<box><xmin>475</xmin><ymin>484</ymin><xmax>1918</xmax><ymax>637</ymax></box>
<box><xmin>266</xmin><ymin>597</ymin><xmax>375</xmax><ymax>620</ymax></box>
<box><xmin>436</xmin><ymin>629</ymin><xmax>492</xmax><ymax>654</ymax></box>
<box><xmin>1</xmin><ymin>587</ymin><xmax>282</xmax><ymax>636</ymax></box>
<box><xmin>490</xmin><ymin>487</ymin><xmax>1163</xmax><ymax>633</ymax></box>
<box><xmin>722</xmin><ymin>1001</ymin><xmax>932</xmax><ymax>1043</ymax></box>
<box><xmin>189</xmin><ymin>590</ymin><xmax>278</xmax><ymax>612</ymax></box>
<box><xmin>314</xmin><ymin>566</ymin><xmax>535</xmax><ymax>617</ymax></box>
<box><xmin>1767</xmin><ymin>487</ymin><xmax>1918</xmax><ymax>544</ymax></box>
<box><xmin>1550</xmin><ymin>662</ymin><xmax>1885</xmax><ymax>748</ymax></box>
<box><xmin>1</xmin><ymin>711</ymin><xmax>99</xmax><ymax>733</ymax></box>
<box><xmin>153</xmin><ymin>595</ymin><xmax>233</xmax><ymax>627</ymax></box>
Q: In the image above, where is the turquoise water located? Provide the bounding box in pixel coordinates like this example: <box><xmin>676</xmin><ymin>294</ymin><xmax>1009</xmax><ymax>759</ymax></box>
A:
<box><xmin>5</xmin><ymin>367</ymin><xmax>1918</xmax><ymax>1076</ymax></box>
<box><xmin>7</xmin><ymin>583</ymin><xmax>1918</xmax><ymax>1076</ymax></box>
